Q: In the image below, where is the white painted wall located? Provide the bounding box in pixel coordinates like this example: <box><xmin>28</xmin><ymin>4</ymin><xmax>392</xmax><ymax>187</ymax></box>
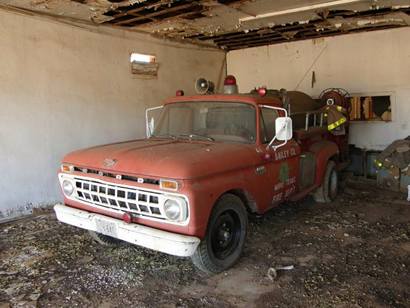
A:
<box><xmin>228</xmin><ymin>28</ymin><xmax>410</xmax><ymax>151</ymax></box>
<box><xmin>0</xmin><ymin>9</ymin><xmax>225</xmax><ymax>220</ymax></box>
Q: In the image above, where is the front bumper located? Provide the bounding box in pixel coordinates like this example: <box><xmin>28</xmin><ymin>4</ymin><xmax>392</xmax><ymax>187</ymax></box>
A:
<box><xmin>54</xmin><ymin>204</ymin><xmax>200</xmax><ymax>257</ymax></box>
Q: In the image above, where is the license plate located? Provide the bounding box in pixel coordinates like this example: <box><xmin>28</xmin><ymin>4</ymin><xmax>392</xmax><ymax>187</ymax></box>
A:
<box><xmin>95</xmin><ymin>218</ymin><xmax>118</xmax><ymax>238</ymax></box>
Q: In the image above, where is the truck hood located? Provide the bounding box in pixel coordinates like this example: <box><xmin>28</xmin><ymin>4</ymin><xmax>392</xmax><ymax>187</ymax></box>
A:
<box><xmin>63</xmin><ymin>139</ymin><xmax>259</xmax><ymax>180</ymax></box>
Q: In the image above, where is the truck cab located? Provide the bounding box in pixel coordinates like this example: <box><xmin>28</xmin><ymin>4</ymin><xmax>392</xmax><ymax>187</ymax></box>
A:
<box><xmin>55</xmin><ymin>76</ymin><xmax>347</xmax><ymax>273</ymax></box>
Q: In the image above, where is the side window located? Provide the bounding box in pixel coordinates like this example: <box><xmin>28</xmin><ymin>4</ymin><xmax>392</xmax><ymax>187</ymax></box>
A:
<box><xmin>260</xmin><ymin>108</ymin><xmax>279</xmax><ymax>143</ymax></box>
<box><xmin>130</xmin><ymin>53</ymin><xmax>158</xmax><ymax>78</ymax></box>
<box><xmin>349</xmin><ymin>95</ymin><xmax>392</xmax><ymax>121</ymax></box>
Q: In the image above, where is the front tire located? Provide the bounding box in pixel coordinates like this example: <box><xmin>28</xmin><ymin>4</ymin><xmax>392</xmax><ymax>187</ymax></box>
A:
<box><xmin>313</xmin><ymin>160</ymin><xmax>338</xmax><ymax>203</ymax></box>
<box><xmin>191</xmin><ymin>194</ymin><xmax>248</xmax><ymax>274</ymax></box>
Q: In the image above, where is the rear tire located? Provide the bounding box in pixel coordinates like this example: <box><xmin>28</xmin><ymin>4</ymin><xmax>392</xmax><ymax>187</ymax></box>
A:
<box><xmin>88</xmin><ymin>230</ymin><xmax>123</xmax><ymax>247</ymax></box>
<box><xmin>191</xmin><ymin>194</ymin><xmax>248</xmax><ymax>274</ymax></box>
<box><xmin>313</xmin><ymin>160</ymin><xmax>338</xmax><ymax>203</ymax></box>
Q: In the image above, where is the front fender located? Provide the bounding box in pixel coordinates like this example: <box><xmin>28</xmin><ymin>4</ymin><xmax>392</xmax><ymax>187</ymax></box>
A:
<box><xmin>185</xmin><ymin>167</ymin><xmax>260</xmax><ymax>239</ymax></box>
<box><xmin>309</xmin><ymin>140</ymin><xmax>339</xmax><ymax>186</ymax></box>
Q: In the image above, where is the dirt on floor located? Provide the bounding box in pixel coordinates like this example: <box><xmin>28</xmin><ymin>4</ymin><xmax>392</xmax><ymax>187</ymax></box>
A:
<box><xmin>0</xmin><ymin>178</ymin><xmax>409</xmax><ymax>308</ymax></box>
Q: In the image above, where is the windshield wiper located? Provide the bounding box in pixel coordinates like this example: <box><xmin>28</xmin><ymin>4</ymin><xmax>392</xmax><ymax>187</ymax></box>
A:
<box><xmin>151</xmin><ymin>134</ymin><xmax>177</xmax><ymax>140</ymax></box>
<box><xmin>178</xmin><ymin>134</ymin><xmax>215</xmax><ymax>142</ymax></box>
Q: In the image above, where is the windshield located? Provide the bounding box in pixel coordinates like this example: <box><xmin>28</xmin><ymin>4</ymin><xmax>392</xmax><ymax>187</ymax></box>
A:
<box><xmin>152</xmin><ymin>102</ymin><xmax>256</xmax><ymax>143</ymax></box>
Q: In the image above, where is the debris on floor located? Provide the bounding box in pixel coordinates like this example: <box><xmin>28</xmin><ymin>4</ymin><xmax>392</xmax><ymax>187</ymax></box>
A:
<box><xmin>376</xmin><ymin>136</ymin><xmax>410</xmax><ymax>193</ymax></box>
<box><xmin>267</xmin><ymin>265</ymin><xmax>294</xmax><ymax>281</ymax></box>
<box><xmin>376</xmin><ymin>137</ymin><xmax>410</xmax><ymax>170</ymax></box>
<box><xmin>0</xmin><ymin>178</ymin><xmax>409</xmax><ymax>307</ymax></box>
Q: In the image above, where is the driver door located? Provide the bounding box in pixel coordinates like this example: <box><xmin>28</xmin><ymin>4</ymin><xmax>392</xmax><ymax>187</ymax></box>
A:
<box><xmin>259</xmin><ymin>107</ymin><xmax>300</xmax><ymax>207</ymax></box>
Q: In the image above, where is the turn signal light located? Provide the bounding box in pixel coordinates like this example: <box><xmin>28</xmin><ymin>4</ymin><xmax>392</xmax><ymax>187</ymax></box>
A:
<box><xmin>176</xmin><ymin>90</ymin><xmax>184</xmax><ymax>96</ymax></box>
<box><xmin>61</xmin><ymin>164</ymin><xmax>74</xmax><ymax>173</ymax></box>
<box><xmin>160</xmin><ymin>179</ymin><xmax>179</xmax><ymax>191</ymax></box>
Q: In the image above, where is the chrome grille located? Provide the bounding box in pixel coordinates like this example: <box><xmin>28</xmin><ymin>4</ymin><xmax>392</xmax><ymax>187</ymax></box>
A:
<box><xmin>72</xmin><ymin>166</ymin><xmax>160</xmax><ymax>185</ymax></box>
<box><xmin>74</xmin><ymin>177</ymin><xmax>165</xmax><ymax>220</ymax></box>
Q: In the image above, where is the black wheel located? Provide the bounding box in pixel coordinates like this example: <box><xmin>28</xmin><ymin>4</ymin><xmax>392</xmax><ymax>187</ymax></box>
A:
<box><xmin>191</xmin><ymin>194</ymin><xmax>248</xmax><ymax>274</ymax></box>
<box><xmin>313</xmin><ymin>160</ymin><xmax>338</xmax><ymax>203</ymax></box>
<box><xmin>88</xmin><ymin>230</ymin><xmax>123</xmax><ymax>247</ymax></box>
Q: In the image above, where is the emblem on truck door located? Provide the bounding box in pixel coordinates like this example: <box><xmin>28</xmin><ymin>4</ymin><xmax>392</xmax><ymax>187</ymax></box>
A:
<box><xmin>103</xmin><ymin>158</ymin><xmax>117</xmax><ymax>168</ymax></box>
<box><xmin>255</xmin><ymin>166</ymin><xmax>266</xmax><ymax>175</ymax></box>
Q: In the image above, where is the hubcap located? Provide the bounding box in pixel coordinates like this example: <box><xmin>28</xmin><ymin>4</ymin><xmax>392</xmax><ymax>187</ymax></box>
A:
<box><xmin>210</xmin><ymin>210</ymin><xmax>241</xmax><ymax>260</ymax></box>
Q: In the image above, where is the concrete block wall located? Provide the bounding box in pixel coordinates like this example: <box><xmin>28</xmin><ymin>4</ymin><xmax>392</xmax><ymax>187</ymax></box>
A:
<box><xmin>0</xmin><ymin>9</ymin><xmax>225</xmax><ymax>220</ymax></box>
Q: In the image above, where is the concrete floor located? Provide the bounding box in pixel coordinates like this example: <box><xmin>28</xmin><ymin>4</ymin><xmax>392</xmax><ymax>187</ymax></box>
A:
<box><xmin>0</xmin><ymin>178</ymin><xmax>409</xmax><ymax>307</ymax></box>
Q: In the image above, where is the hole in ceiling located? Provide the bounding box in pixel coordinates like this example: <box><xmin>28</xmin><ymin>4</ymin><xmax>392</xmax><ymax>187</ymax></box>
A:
<box><xmin>104</xmin><ymin>0</ymin><xmax>205</xmax><ymax>27</ymax></box>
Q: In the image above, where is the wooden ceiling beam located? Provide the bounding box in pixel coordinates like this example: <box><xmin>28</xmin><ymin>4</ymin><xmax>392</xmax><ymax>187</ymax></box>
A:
<box><xmin>114</xmin><ymin>3</ymin><xmax>197</xmax><ymax>26</ymax></box>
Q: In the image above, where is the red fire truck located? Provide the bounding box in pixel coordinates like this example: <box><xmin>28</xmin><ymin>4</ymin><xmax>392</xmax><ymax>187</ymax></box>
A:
<box><xmin>54</xmin><ymin>76</ymin><xmax>349</xmax><ymax>273</ymax></box>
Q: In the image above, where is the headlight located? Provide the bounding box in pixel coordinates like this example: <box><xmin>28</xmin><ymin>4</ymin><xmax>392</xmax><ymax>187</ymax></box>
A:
<box><xmin>163</xmin><ymin>198</ymin><xmax>187</xmax><ymax>222</ymax></box>
<box><xmin>62</xmin><ymin>180</ymin><xmax>74</xmax><ymax>196</ymax></box>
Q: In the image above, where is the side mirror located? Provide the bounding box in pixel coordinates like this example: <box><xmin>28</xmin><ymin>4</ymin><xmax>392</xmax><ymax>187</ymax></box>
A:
<box><xmin>261</xmin><ymin>105</ymin><xmax>292</xmax><ymax>151</ymax></box>
<box><xmin>275</xmin><ymin>117</ymin><xmax>293</xmax><ymax>141</ymax></box>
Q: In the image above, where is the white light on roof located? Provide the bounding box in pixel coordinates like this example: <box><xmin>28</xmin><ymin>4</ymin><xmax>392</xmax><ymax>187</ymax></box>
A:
<box><xmin>130</xmin><ymin>53</ymin><xmax>156</xmax><ymax>64</ymax></box>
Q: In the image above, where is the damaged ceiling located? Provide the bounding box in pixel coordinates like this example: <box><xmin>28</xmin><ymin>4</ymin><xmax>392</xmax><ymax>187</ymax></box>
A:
<box><xmin>1</xmin><ymin>0</ymin><xmax>410</xmax><ymax>50</ymax></box>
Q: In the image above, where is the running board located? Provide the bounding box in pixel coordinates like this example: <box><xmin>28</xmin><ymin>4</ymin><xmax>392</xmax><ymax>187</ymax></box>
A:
<box><xmin>289</xmin><ymin>185</ymin><xmax>319</xmax><ymax>202</ymax></box>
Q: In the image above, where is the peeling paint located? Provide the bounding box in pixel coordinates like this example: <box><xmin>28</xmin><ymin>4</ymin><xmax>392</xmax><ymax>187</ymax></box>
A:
<box><xmin>0</xmin><ymin>0</ymin><xmax>409</xmax><ymax>49</ymax></box>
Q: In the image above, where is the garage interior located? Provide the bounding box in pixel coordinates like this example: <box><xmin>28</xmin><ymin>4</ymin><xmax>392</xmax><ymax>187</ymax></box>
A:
<box><xmin>1</xmin><ymin>0</ymin><xmax>409</xmax><ymax>307</ymax></box>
